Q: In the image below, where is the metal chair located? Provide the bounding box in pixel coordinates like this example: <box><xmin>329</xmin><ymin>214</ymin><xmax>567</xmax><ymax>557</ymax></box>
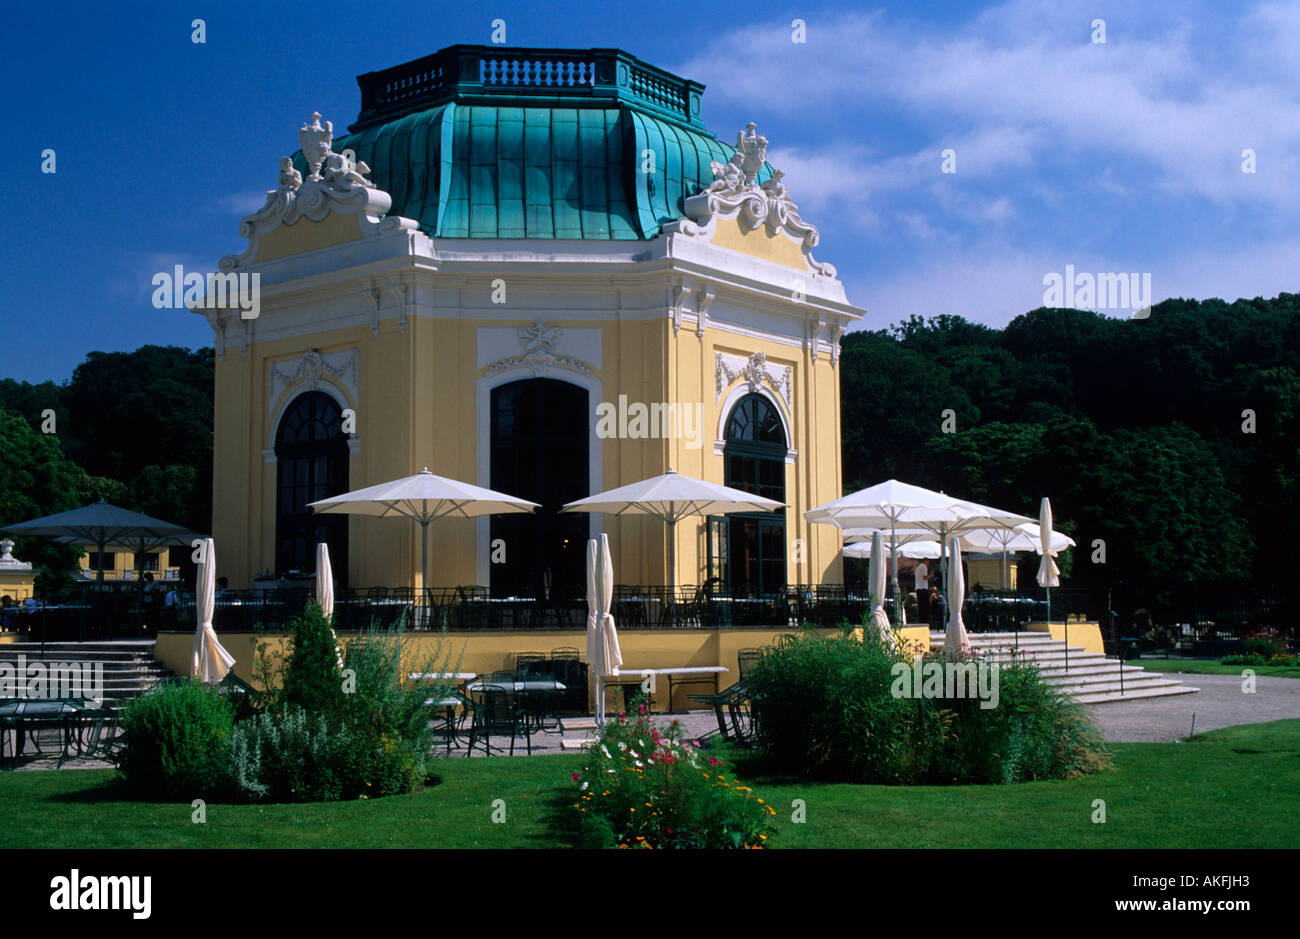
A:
<box><xmin>464</xmin><ymin>683</ymin><xmax>531</xmax><ymax>756</ymax></box>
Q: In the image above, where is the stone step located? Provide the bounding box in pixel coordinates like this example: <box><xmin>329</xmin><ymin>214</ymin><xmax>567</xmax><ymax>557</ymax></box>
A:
<box><xmin>560</xmin><ymin>737</ymin><xmax>595</xmax><ymax>750</ymax></box>
<box><xmin>1049</xmin><ymin>673</ymin><xmax>1184</xmax><ymax>692</ymax></box>
<box><xmin>1074</xmin><ymin>684</ymin><xmax>1200</xmax><ymax>705</ymax></box>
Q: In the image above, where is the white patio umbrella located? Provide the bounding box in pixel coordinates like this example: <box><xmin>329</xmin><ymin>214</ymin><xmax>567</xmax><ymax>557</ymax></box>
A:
<box><xmin>842</xmin><ymin>539</ymin><xmax>942</xmax><ymax>560</ymax></box>
<box><xmin>807</xmin><ymin>480</ymin><xmax>1032</xmax><ymax>622</ymax></box>
<box><xmin>562</xmin><ymin>468</ymin><xmax>784</xmax><ymax>591</ymax></box>
<box><xmin>586</xmin><ymin>533</ymin><xmax>623</xmax><ymax>723</ymax></box>
<box><xmin>316</xmin><ymin>542</ymin><xmax>343</xmax><ymax>668</ymax></box>
<box><xmin>865</xmin><ymin>531</ymin><xmax>896</xmax><ymax>650</ymax></box>
<box><xmin>959</xmin><ymin>524</ymin><xmax>1075</xmax><ymax>589</ymax></box>
<box><xmin>308</xmin><ymin>468</ymin><xmax>539</xmax><ymax>589</ymax></box>
<box><xmin>942</xmin><ymin>536</ymin><xmax>969</xmax><ymax>656</ymax></box>
<box><xmin>192</xmin><ymin>538</ymin><xmax>235</xmax><ymax>683</ymax></box>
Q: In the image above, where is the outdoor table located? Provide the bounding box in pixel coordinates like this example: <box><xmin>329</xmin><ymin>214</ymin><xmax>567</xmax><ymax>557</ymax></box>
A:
<box><xmin>602</xmin><ymin>666</ymin><xmax>728</xmax><ymax>712</ymax></box>
<box><xmin>0</xmin><ymin>697</ymin><xmax>103</xmax><ymax>765</ymax></box>
<box><xmin>409</xmin><ymin>672</ymin><xmax>477</xmax><ymax>682</ymax></box>
<box><xmin>464</xmin><ymin>680</ymin><xmax>566</xmax><ymax>693</ymax></box>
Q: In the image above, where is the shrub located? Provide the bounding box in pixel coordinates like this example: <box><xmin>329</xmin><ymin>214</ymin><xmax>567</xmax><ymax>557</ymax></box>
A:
<box><xmin>118</xmin><ymin>679</ymin><xmax>235</xmax><ymax>799</ymax></box>
<box><xmin>571</xmin><ymin>700</ymin><xmax>776</xmax><ymax>848</ymax></box>
<box><xmin>1222</xmin><ymin>654</ymin><xmax>1268</xmax><ymax>666</ymax></box>
<box><xmin>338</xmin><ymin>621</ymin><xmax>459</xmax><ymax>756</ymax></box>
<box><xmin>1242</xmin><ymin>627</ymin><xmax>1288</xmax><ymax>660</ymax></box>
<box><xmin>223</xmin><ymin>706</ymin><xmax>422</xmax><ymax>803</ymax></box>
<box><xmin>745</xmin><ymin>633</ymin><xmax>1109</xmax><ymax>785</ymax></box>
<box><xmin>279</xmin><ymin>603</ymin><xmax>344</xmax><ymax>720</ymax></box>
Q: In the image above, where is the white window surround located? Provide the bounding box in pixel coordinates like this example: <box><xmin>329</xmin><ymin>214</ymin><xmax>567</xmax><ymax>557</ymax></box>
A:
<box><xmin>713</xmin><ymin>382</ymin><xmax>798</xmax><ymax>464</ymax></box>
<box><xmin>264</xmin><ymin>376</ymin><xmax>359</xmax><ymax>461</ymax></box>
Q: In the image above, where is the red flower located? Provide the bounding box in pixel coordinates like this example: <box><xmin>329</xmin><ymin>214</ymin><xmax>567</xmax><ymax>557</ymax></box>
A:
<box><xmin>571</xmin><ymin>771</ymin><xmax>580</xmax><ymax>782</ymax></box>
<box><xmin>708</xmin><ymin>757</ymin><xmax>723</xmax><ymax>767</ymax></box>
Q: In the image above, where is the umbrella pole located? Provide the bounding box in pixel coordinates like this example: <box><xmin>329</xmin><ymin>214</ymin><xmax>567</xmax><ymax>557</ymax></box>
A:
<box><xmin>890</xmin><ymin>519</ymin><xmax>900</xmax><ymax>627</ymax></box>
<box><xmin>420</xmin><ymin>520</ymin><xmax>430</xmax><ymax>627</ymax></box>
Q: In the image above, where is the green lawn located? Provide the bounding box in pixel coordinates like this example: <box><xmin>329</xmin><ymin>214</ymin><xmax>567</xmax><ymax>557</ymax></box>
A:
<box><xmin>2</xmin><ymin>720</ymin><xmax>1297</xmax><ymax>849</ymax></box>
<box><xmin>1138</xmin><ymin>657</ymin><xmax>1300</xmax><ymax>679</ymax></box>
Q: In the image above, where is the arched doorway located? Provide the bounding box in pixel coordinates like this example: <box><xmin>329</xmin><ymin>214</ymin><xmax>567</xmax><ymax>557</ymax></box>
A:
<box><xmin>489</xmin><ymin>378</ymin><xmax>589</xmax><ymax>599</ymax></box>
<box><xmin>274</xmin><ymin>391</ymin><xmax>349</xmax><ymax>582</ymax></box>
<box><xmin>717</xmin><ymin>393</ymin><xmax>787</xmax><ymax>595</ymax></box>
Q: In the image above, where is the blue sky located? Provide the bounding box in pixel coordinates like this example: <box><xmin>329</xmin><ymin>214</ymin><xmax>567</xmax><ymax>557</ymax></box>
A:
<box><xmin>5</xmin><ymin>0</ymin><xmax>1297</xmax><ymax>383</ymax></box>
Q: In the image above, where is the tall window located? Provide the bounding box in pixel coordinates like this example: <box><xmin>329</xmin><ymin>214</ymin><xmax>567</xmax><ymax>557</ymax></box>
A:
<box><xmin>275</xmin><ymin>391</ymin><xmax>349</xmax><ymax>581</ymax></box>
<box><xmin>716</xmin><ymin>393</ymin><xmax>787</xmax><ymax>595</ymax></box>
<box><xmin>490</xmin><ymin>379</ymin><xmax>589</xmax><ymax>599</ymax></box>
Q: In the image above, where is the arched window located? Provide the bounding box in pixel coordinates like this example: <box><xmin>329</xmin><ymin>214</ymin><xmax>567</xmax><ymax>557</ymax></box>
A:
<box><xmin>715</xmin><ymin>393</ymin><xmax>787</xmax><ymax>595</ymax></box>
<box><xmin>275</xmin><ymin>391</ymin><xmax>349</xmax><ymax>581</ymax></box>
<box><xmin>489</xmin><ymin>379</ymin><xmax>589</xmax><ymax>600</ymax></box>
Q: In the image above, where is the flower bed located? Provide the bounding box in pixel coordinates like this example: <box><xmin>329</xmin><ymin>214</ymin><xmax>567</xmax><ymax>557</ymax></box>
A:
<box><xmin>571</xmin><ymin>702</ymin><xmax>776</xmax><ymax>849</ymax></box>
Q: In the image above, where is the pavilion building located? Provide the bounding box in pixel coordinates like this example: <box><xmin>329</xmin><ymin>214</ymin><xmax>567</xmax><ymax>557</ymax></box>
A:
<box><xmin>199</xmin><ymin>44</ymin><xmax>863</xmax><ymax>599</ymax></box>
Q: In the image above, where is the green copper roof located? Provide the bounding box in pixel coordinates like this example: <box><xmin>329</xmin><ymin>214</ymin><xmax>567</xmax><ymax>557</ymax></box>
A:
<box><xmin>293</xmin><ymin>45</ymin><xmax>770</xmax><ymax>241</ymax></box>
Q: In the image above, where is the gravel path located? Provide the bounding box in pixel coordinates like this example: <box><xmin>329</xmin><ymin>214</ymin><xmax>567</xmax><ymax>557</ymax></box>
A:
<box><xmin>1086</xmin><ymin>672</ymin><xmax>1300</xmax><ymax>742</ymax></box>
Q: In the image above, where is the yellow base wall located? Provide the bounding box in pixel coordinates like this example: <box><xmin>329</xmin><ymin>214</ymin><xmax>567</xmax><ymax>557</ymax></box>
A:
<box><xmin>1025</xmin><ymin>621</ymin><xmax>1105</xmax><ymax>654</ymax></box>
<box><xmin>155</xmin><ymin>627</ymin><xmax>842</xmax><ymax>712</ymax></box>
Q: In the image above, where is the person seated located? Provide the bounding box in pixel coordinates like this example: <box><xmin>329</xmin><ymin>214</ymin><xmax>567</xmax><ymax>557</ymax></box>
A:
<box><xmin>216</xmin><ymin>576</ymin><xmax>231</xmax><ymax>600</ymax></box>
<box><xmin>0</xmin><ymin>595</ymin><xmax>17</xmax><ymax>632</ymax></box>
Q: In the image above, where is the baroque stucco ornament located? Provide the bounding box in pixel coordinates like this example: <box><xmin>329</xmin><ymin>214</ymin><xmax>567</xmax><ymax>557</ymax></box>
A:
<box><xmin>482</xmin><ymin>322</ymin><xmax>595</xmax><ymax>378</ymax></box>
<box><xmin>268</xmin><ymin>346</ymin><xmax>359</xmax><ymax>417</ymax></box>
<box><xmin>716</xmin><ymin>351</ymin><xmax>792</xmax><ymax>409</ymax></box>
<box><xmin>664</xmin><ymin>122</ymin><xmax>836</xmax><ymax>278</ymax></box>
<box><xmin>219</xmin><ymin>112</ymin><xmax>417</xmax><ymax>272</ymax></box>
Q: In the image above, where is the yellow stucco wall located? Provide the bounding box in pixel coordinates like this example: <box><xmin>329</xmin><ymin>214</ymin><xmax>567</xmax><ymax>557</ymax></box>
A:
<box><xmin>154</xmin><ymin>626</ymin><xmax>841</xmax><ymax>711</ymax></box>
<box><xmin>212</xmin><ymin>306</ymin><xmax>846</xmax><ymax>593</ymax></box>
<box><xmin>1026</xmin><ymin>621</ymin><xmax>1105</xmax><ymax>654</ymax></box>
<box><xmin>211</xmin><ymin>183</ymin><xmax>849</xmax><ymax>594</ymax></box>
<box><xmin>0</xmin><ymin>572</ymin><xmax>36</xmax><ymax>603</ymax></box>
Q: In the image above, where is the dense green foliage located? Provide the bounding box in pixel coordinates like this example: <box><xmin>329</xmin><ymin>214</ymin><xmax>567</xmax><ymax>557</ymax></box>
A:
<box><xmin>745</xmin><ymin>634</ymin><xmax>1109</xmax><ymax>784</ymax></box>
<box><xmin>279</xmin><ymin>604</ymin><xmax>345</xmax><ymax>719</ymax></box>
<box><xmin>117</xmin><ymin>679</ymin><xmax>235</xmax><ymax>799</ymax></box>
<box><xmin>0</xmin><ymin>345</ymin><xmax>213</xmax><ymax>592</ymax></box>
<box><xmin>119</xmin><ymin>608</ymin><xmax>455</xmax><ymax>803</ymax></box>
<box><xmin>841</xmin><ymin>296</ymin><xmax>1300</xmax><ymax>622</ymax></box>
<box><xmin>571</xmin><ymin>699</ymin><xmax>777</xmax><ymax>848</ymax></box>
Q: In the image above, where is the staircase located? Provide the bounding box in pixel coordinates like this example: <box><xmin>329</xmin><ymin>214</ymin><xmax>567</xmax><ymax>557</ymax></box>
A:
<box><xmin>931</xmin><ymin>631</ymin><xmax>1197</xmax><ymax>704</ymax></box>
<box><xmin>0</xmin><ymin>640</ymin><xmax>174</xmax><ymax>709</ymax></box>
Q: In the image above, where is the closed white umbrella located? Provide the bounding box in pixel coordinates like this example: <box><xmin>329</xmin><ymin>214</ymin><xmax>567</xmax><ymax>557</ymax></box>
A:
<box><xmin>585</xmin><ymin>538</ymin><xmax>600</xmax><ymax>719</ymax></box>
<box><xmin>865</xmin><ymin>531</ymin><xmax>896</xmax><ymax>650</ymax></box>
<box><xmin>192</xmin><ymin>538</ymin><xmax>235</xmax><ymax>683</ymax></box>
<box><xmin>1037</xmin><ymin>498</ymin><xmax>1063</xmax><ymax>668</ymax></box>
<box><xmin>942</xmin><ymin>536</ymin><xmax>969</xmax><ymax>656</ymax></box>
<box><xmin>591</xmin><ymin>533</ymin><xmax>623</xmax><ymax>723</ymax></box>
<box><xmin>562</xmin><ymin>468</ymin><xmax>784</xmax><ymax>591</ymax></box>
<box><xmin>308</xmin><ymin>467</ymin><xmax>539</xmax><ymax>588</ymax></box>
<box><xmin>316</xmin><ymin>542</ymin><xmax>343</xmax><ymax>668</ymax></box>
<box><xmin>1037</xmin><ymin>498</ymin><xmax>1061</xmax><ymax>603</ymax></box>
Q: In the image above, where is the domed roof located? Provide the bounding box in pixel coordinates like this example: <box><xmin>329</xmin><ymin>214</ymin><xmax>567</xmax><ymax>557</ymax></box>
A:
<box><xmin>293</xmin><ymin>45</ymin><xmax>769</xmax><ymax>241</ymax></box>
